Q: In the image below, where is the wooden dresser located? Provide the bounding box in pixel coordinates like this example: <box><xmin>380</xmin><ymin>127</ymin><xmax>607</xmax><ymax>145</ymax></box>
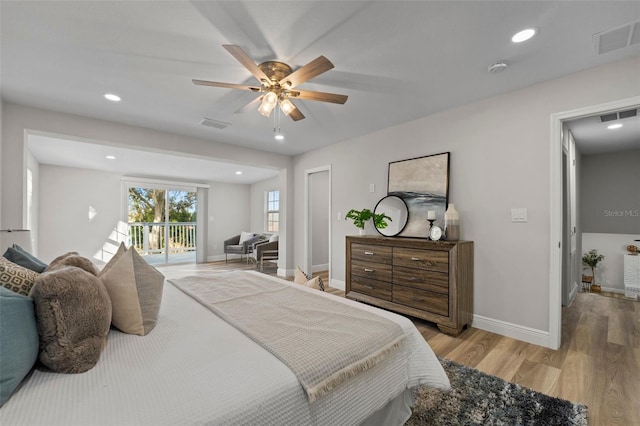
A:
<box><xmin>346</xmin><ymin>235</ymin><xmax>473</xmax><ymax>335</ymax></box>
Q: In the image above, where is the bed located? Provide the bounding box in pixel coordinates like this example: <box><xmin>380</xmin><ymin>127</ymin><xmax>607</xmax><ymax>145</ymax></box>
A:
<box><xmin>0</xmin><ymin>270</ymin><xmax>449</xmax><ymax>425</ymax></box>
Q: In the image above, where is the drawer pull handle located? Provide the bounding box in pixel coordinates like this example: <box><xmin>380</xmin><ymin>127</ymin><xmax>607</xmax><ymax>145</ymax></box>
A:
<box><xmin>364</xmin><ymin>251</ymin><xmax>374</xmax><ymax>255</ymax></box>
<box><xmin>364</xmin><ymin>268</ymin><xmax>374</xmax><ymax>273</ymax></box>
<box><xmin>364</xmin><ymin>285</ymin><xmax>374</xmax><ymax>289</ymax></box>
<box><xmin>410</xmin><ymin>277</ymin><xmax>419</xmax><ymax>281</ymax></box>
<box><xmin>411</xmin><ymin>257</ymin><xmax>421</xmax><ymax>261</ymax></box>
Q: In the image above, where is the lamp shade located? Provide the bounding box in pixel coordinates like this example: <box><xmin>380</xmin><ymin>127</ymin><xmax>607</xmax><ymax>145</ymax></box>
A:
<box><xmin>0</xmin><ymin>230</ymin><xmax>33</xmax><ymax>253</ymax></box>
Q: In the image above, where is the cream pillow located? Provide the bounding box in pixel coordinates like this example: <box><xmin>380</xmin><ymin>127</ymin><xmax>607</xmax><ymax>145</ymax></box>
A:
<box><xmin>99</xmin><ymin>247</ymin><xmax>164</xmax><ymax>336</ymax></box>
<box><xmin>238</xmin><ymin>232</ymin><xmax>254</xmax><ymax>244</ymax></box>
<box><xmin>268</xmin><ymin>233</ymin><xmax>279</xmax><ymax>242</ymax></box>
<box><xmin>294</xmin><ymin>266</ymin><xmax>325</xmax><ymax>291</ymax></box>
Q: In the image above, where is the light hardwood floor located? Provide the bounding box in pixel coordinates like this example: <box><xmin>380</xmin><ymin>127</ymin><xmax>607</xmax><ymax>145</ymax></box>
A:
<box><xmin>157</xmin><ymin>260</ymin><xmax>640</xmax><ymax>426</ymax></box>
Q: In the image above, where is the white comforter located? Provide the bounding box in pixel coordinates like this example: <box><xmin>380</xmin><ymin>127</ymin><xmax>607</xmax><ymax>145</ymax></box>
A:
<box><xmin>0</xmin><ymin>272</ymin><xmax>449</xmax><ymax>425</ymax></box>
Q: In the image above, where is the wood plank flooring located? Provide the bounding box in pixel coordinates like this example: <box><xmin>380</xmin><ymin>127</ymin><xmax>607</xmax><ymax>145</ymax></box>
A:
<box><xmin>157</xmin><ymin>260</ymin><xmax>640</xmax><ymax>426</ymax></box>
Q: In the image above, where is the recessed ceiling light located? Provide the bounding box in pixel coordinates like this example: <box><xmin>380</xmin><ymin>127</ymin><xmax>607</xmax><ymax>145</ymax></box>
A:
<box><xmin>105</xmin><ymin>155</ymin><xmax>116</xmax><ymax>160</ymax></box>
<box><xmin>607</xmin><ymin>123</ymin><xmax>623</xmax><ymax>130</ymax></box>
<box><xmin>104</xmin><ymin>93</ymin><xmax>121</xmax><ymax>102</ymax></box>
<box><xmin>235</xmin><ymin>171</ymin><xmax>243</xmax><ymax>175</ymax></box>
<box><xmin>274</xmin><ymin>133</ymin><xmax>285</xmax><ymax>141</ymax></box>
<box><xmin>512</xmin><ymin>28</ymin><xmax>536</xmax><ymax>43</ymax></box>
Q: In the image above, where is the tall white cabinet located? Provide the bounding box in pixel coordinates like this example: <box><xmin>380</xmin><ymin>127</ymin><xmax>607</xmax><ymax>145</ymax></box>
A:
<box><xmin>624</xmin><ymin>254</ymin><xmax>640</xmax><ymax>298</ymax></box>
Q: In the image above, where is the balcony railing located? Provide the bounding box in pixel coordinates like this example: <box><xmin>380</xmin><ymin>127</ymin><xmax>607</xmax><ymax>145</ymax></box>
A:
<box><xmin>128</xmin><ymin>222</ymin><xmax>196</xmax><ymax>255</ymax></box>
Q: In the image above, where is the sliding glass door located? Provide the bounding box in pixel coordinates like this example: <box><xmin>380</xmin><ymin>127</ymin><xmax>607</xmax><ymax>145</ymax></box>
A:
<box><xmin>128</xmin><ymin>186</ymin><xmax>197</xmax><ymax>265</ymax></box>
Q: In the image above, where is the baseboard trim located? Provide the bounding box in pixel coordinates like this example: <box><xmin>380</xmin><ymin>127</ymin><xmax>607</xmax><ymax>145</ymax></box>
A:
<box><xmin>472</xmin><ymin>314</ymin><xmax>550</xmax><ymax>348</ymax></box>
<box><xmin>330</xmin><ymin>278</ymin><xmax>345</xmax><ymax>291</ymax></box>
<box><xmin>600</xmin><ymin>286</ymin><xmax>625</xmax><ymax>294</ymax></box>
<box><xmin>312</xmin><ymin>263</ymin><xmax>329</xmax><ymax>273</ymax></box>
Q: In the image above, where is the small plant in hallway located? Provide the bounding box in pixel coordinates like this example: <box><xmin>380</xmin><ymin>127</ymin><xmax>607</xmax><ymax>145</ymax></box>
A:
<box><xmin>582</xmin><ymin>249</ymin><xmax>605</xmax><ymax>292</ymax></box>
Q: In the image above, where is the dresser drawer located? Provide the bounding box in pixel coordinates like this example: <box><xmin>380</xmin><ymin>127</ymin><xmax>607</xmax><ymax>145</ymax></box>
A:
<box><xmin>350</xmin><ymin>275</ymin><xmax>392</xmax><ymax>301</ymax></box>
<box><xmin>393</xmin><ymin>266</ymin><xmax>449</xmax><ymax>295</ymax></box>
<box><xmin>393</xmin><ymin>285</ymin><xmax>449</xmax><ymax>316</ymax></box>
<box><xmin>351</xmin><ymin>259</ymin><xmax>392</xmax><ymax>282</ymax></box>
<box><xmin>393</xmin><ymin>248</ymin><xmax>448</xmax><ymax>273</ymax></box>
<box><xmin>351</xmin><ymin>244</ymin><xmax>392</xmax><ymax>265</ymax></box>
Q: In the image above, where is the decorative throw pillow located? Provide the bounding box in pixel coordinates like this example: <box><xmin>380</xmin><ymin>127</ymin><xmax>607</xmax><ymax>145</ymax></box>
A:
<box><xmin>45</xmin><ymin>252</ymin><xmax>98</xmax><ymax>276</ymax></box>
<box><xmin>0</xmin><ymin>286</ymin><xmax>40</xmax><ymax>406</ymax></box>
<box><xmin>238</xmin><ymin>231</ymin><xmax>254</xmax><ymax>245</ymax></box>
<box><xmin>31</xmin><ymin>267</ymin><xmax>112</xmax><ymax>374</ymax></box>
<box><xmin>98</xmin><ymin>242</ymin><xmax>127</xmax><ymax>277</ymax></box>
<box><xmin>3</xmin><ymin>244</ymin><xmax>48</xmax><ymax>273</ymax></box>
<box><xmin>0</xmin><ymin>257</ymin><xmax>40</xmax><ymax>296</ymax></box>
<box><xmin>268</xmin><ymin>233</ymin><xmax>279</xmax><ymax>242</ymax></box>
<box><xmin>99</xmin><ymin>248</ymin><xmax>164</xmax><ymax>336</ymax></box>
<box><xmin>294</xmin><ymin>266</ymin><xmax>325</xmax><ymax>291</ymax></box>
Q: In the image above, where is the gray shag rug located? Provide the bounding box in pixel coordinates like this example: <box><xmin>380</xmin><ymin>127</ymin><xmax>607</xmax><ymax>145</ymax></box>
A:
<box><xmin>406</xmin><ymin>358</ymin><xmax>588</xmax><ymax>425</ymax></box>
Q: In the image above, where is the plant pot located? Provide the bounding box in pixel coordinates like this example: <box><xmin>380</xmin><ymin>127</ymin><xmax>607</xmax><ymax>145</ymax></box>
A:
<box><xmin>358</xmin><ymin>228</ymin><xmax>366</xmax><ymax>236</ymax></box>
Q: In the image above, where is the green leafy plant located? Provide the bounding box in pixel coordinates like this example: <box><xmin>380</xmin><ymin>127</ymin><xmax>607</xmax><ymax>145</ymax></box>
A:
<box><xmin>346</xmin><ymin>208</ymin><xmax>391</xmax><ymax>229</ymax></box>
<box><xmin>582</xmin><ymin>249</ymin><xmax>605</xmax><ymax>286</ymax></box>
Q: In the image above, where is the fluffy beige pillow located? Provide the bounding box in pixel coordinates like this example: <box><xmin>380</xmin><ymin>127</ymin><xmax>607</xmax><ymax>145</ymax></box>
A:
<box><xmin>45</xmin><ymin>252</ymin><xmax>99</xmax><ymax>276</ymax></box>
<box><xmin>99</xmin><ymin>248</ymin><xmax>164</xmax><ymax>336</ymax></box>
<box><xmin>0</xmin><ymin>257</ymin><xmax>40</xmax><ymax>296</ymax></box>
<box><xmin>294</xmin><ymin>266</ymin><xmax>325</xmax><ymax>291</ymax></box>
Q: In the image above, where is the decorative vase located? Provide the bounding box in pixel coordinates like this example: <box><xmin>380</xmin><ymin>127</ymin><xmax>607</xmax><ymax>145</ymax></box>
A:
<box><xmin>358</xmin><ymin>228</ymin><xmax>366</xmax><ymax>236</ymax></box>
<box><xmin>444</xmin><ymin>203</ymin><xmax>460</xmax><ymax>241</ymax></box>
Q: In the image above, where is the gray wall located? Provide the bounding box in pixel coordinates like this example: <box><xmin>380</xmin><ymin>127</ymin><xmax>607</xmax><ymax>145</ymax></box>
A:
<box><xmin>292</xmin><ymin>55</ymin><xmax>640</xmax><ymax>335</ymax></box>
<box><xmin>580</xmin><ymin>149</ymin><xmax>640</xmax><ymax>234</ymax></box>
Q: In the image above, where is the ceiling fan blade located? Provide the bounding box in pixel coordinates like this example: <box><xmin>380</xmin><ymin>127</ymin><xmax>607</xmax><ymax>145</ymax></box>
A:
<box><xmin>280</xmin><ymin>55</ymin><xmax>334</xmax><ymax>88</ymax></box>
<box><xmin>192</xmin><ymin>79</ymin><xmax>261</xmax><ymax>92</ymax></box>
<box><xmin>223</xmin><ymin>44</ymin><xmax>271</xmax><ymax>84</ymax></box>
<box><xmin>290</xmin><ymin>89</ymin><xmax>348</xmax><ymax>104</ymax></box>
<box><xmin>287</xmin><ymin>107</ymin><xmax>305</xmax><ymax>121</ymax></box>
<box><xmin>235</xmin><ymin>97</ymin><xmax>261</xmax><ymax>114</ymax></box>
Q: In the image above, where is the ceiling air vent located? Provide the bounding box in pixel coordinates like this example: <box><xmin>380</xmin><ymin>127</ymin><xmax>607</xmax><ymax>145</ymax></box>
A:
<box><xmin>594</xmin><ymin>20</ymin><xmax>640</xmax><ymax>55</ymax></box>
<box><xmin>600</xmin><ymin>109</ymin><xmax>638</xmax><ymax>122</ymax></box>
<box><xmin>618</xmin><ymin>108</ymin><xmax>638</xmax><ymax>119</ymax></box>
<box><xmin>600</xmin><ymin>113</ymin><xmax>618</xmax><ymax>122</ymax></box>
<box><xmin>200</xmin><ymin>118</ymin><xmax>230</xmax><ymax>130</ymax></box>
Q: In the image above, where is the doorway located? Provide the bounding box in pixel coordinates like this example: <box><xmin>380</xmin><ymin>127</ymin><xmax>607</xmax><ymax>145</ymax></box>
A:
<box><xmin>550</xmin><ymin>95</ymin><xmax>640</xmax><ymax>349</ymax></box>
<box><xmin>304</xmin><ymin>166</ymin><xmax>331</xmax><ymax>285</ymax></box>
<box><xmin>127</xmin><ymin>185</ymin><xmax>198</xmax><ymax>265</ymax></box>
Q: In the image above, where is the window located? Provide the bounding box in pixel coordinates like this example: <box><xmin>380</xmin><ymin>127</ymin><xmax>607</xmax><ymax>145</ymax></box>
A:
<box><xmin>266</xmin><ymin>190</ymin><xmax>280</xmax><ymax>232</ymax></box>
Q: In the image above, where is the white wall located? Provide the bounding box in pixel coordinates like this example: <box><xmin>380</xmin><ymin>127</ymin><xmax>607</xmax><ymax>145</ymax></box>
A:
<box><xmin>38</xmin><ymin>165</ymin><xmax>123</xmax><ymax>263</ymax></box>
<box><xmin>292</xmin><ymin>55</ymin><xmax>640</xmax><ymax>340</ymax></box>
<box><xmin>207</xmin><ymin>181</ymin><xmax>252</xmax><ymax>261</ymax></box>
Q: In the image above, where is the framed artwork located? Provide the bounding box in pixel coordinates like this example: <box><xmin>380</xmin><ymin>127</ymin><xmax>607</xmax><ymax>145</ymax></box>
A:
<box><xmin>387</xmin><ymin>152</ymin><xmax>450</xmax><ymax>238</ymax></box>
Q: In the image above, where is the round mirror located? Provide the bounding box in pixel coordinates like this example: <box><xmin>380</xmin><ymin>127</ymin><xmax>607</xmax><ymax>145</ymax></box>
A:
<box><xmin>374</xmin><ymin>195</ymin><xmax>409</xmax><ymax>237</ymax></box>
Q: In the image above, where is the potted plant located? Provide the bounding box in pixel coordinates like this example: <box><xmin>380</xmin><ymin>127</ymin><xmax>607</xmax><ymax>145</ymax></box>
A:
<box><xmin>582</xmin><ymin>249</ymin><xmax>605</xmax><ymax>293</ymax></box>
<box><xmin>346</xmin><ymin>208</ymin><xmax>391</xmax><ymax>235</ymax></box>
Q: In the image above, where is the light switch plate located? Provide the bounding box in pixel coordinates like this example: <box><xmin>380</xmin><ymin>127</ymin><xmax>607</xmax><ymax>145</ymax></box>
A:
<box><xmin>511</xmin><ymin>208</ymin><xmax>528</xmax><ymax>222</ymax></box>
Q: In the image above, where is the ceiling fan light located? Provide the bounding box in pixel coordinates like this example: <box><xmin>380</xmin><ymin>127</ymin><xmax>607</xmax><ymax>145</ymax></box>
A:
<box><xmin>258</xmin><ymin>99</ymin><xmax>276</xmax><ymax>117</ymax></box>
<box><xmin>263</xmin><ymin>91</ymin><xmax>278</xmax><ymax>105</ymax></box>
<box><xmin>279</xmin><ymin>98</ymin><xmax>296</xmax><ymax>115</ymax></box>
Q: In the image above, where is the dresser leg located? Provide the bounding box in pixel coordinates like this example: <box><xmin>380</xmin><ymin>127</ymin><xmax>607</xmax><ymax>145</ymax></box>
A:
<box><xmin>437</xmin><ymin>324</ymin><xmax>462</xmax><ymax>336</ymax></box>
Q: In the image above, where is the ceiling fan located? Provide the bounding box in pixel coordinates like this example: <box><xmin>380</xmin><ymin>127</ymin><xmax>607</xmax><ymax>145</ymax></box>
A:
<box><xmin>193</xmin><ymin>45</ymin><xmax>348</xmax><ymax>122</ymax></box>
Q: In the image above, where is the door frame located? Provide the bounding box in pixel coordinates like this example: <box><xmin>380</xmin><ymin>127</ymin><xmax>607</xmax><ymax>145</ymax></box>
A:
<box><xmin>548</xmin><ymin>95</ymin><xmax>640</xmax><ymax>349</ymax></box>
<box><xmin>304</xmin><ymin>165</ymin><xmax>332</xmax><ymax>284</ymax></box>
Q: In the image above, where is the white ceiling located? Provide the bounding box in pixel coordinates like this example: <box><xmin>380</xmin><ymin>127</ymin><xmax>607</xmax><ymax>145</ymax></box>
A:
<box><xmin>2</xmin><ymin>1</ymin><xmax>640</xmax><ymax>181</ymax></box>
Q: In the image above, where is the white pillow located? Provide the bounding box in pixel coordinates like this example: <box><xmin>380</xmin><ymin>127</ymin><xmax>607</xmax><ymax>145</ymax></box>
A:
<box><xmin>238</xmin><ymin>232</ymin><xmax>254</xmax><ymax>244</ymax></box>
<box><xmin>269</xmin><ymin>233</ymin><xmax>279</xmax><ymax>242</ymax></box>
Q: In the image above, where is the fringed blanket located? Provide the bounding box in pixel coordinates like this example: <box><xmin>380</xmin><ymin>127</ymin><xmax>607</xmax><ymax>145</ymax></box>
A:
<box><xmin>170</xmin><ymin>271</ymin><xmax>406</xmax><ymax>401</ymax></box>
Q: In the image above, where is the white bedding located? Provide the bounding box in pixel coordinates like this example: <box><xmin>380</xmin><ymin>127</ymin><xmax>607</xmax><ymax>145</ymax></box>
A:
<box><xmin>0</xmin><ymin>271</ymin><xmax>449</xmax><ymax>425</ymax></box>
